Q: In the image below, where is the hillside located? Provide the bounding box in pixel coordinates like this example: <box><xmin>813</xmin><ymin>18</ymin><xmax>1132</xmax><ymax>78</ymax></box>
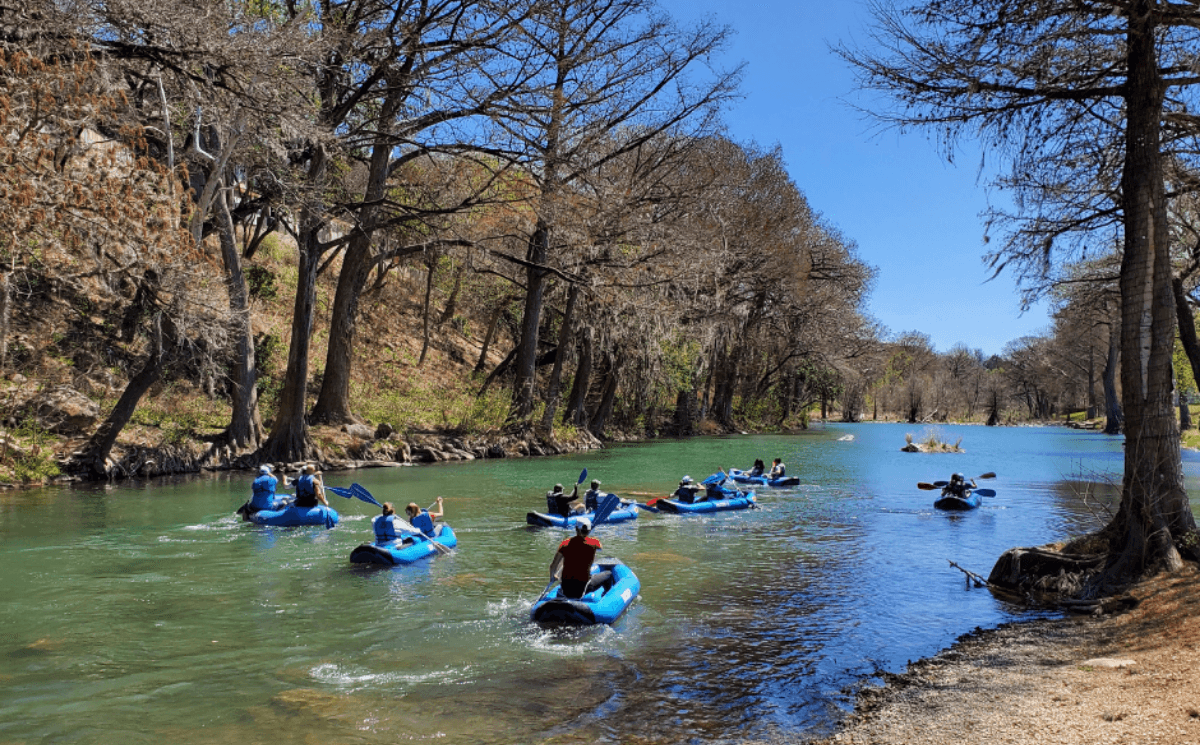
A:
<box><xmin>0</xmin><ymin>233</ymin><xmax>620</xmax><ymax>487</ymax></box>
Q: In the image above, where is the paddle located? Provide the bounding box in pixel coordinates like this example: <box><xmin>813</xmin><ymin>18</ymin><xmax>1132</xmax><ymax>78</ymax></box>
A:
<box><xmin>591</xmin><ymin>493</ymin><xmax>621</xmax><ymax>526</ymax></box>
<box><xmin>918</xmin><ymin>472</ymin><xmax>997</xmax><ymax>490</ymax></box>
<box><xmin>972</xmin><ymin>488</ymin><xmax>997</xmax><ymax>497</ymax></box>
<box><xmin>541</xmin><ymin>553</ymin><xmax>565</xmax><ymax>599</ymax></box>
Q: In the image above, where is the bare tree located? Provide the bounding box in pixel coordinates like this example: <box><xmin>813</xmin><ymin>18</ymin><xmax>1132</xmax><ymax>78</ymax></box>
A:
<box><xmin>843</xmin><ymin>0</ymin><xmax>1200</xmax><ymax>591</ymax></box>
<box><xmin>489</xmin><ymin>0</ymin><xmax>740</xmax><ymax>420</ymax></box>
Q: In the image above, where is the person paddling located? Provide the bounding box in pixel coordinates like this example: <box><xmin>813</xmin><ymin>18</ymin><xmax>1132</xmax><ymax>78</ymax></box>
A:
<box><xmin>583</xmin><ymin>479</ymin><xmax>605</xmax><ymax>512</ymax></box>
<box><xmin>546</xmin><ymin>482</ymin><xmax>583</xmax><ymax>517</ymax></box>
<box><xmin>673</xmin><ymin>476</ymin><xmax>702</xmax><ymax>504</ymax></box>
<box><xmin>941</xmin><ymin>473</ymin><xmax>975</xmax><ymax>498</ymax></box>
<box><xmin>245</xmin><ymin>464</ymin><xmax>286</xmax><ymax>514</ymax></box>
<box><xmin>769</xmin><ymin>458</ymin><xmax>786</xmax><ymax>479</ymax></box>
<box><xmin>405</xmin><ymin>498</ymin><xmax>444</xmax><ymax>537</ymax></box>
<box><xmin>374</xmin><ymin>502</ymin><xmax>404</xmax><ymax>542</ymax></box>
<box><xmin>550</xmin><ymin>517</ymin><xmax>610</xmax><ymax>599</ymax></box>
<box><xmin>294</xmin><ymin>463</ymin><xmax>329</xmax><ymax>508</ymax></box>
<box><xmin>747</xmin><ymin>459</ymin><xmax>765</xmax><ymax>477</ymax></box>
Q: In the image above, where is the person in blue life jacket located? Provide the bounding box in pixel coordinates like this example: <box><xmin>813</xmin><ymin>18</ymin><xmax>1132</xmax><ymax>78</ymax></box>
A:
<box><xmin>405</xmin><ymin>498</ymin><xmax>444</xmax><ymax>537</ymax></box>
<box><xmin>373</xmin><ymin>502</ymin><xmax>404</xmax><ymax>542</ymax></box>
<box><xmin>237</xmin><ymin>464</ymin><xmax>292</xmax><ymax>518</ymax></box>
<box><xmin>769</xmin><ymin>458</ymin><xmax>786</xmax><ymax>480</ymax></box>
<box><xmin>673</xmin><ymin>476</ymin><xmax>702</xmax><ymax>504</ymax></box>
<box><xmin>293</xmin><ymin>463</ymin><xmax>329</xmax><ymax>508</ymax></box>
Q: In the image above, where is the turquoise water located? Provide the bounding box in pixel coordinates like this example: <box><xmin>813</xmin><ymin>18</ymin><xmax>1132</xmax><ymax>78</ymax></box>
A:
<box><xmin>2</xmin><ymin>423</ymin><xmax>1198</xmax><ymax>743</ymax></box>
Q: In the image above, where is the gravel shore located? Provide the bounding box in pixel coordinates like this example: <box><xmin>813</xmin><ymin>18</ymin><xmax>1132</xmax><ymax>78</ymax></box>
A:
<box><xmin>778</xmin><ymin>566</ymin><xmax>1200</xmax><ymax>745</ymax></box>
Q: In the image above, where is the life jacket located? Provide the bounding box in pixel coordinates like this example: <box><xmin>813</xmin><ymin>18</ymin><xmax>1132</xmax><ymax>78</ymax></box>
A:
<box><xmin>410</xmin><ymin>511</ymin><xmax>435</xmax><ymax>536</ymax></box>
<box><xmin>249</xmin><ymin>474</ymin><xmax>277</xmax><ymax>510</ymax></box>
<box><xmin>674</xmin><ymin>485</ymin><xmax>699</xmax><ymax>503</ymax></box>
<box><xmin>771</xmin><ymin>464</ymin><xmax>786</xmax><ymax>478</ymax></box>
<box><xmin>295</xmin><ymin>474</ymin><xmax>317</xmax><ymax>507</ymax></box>
<box><xmin>584</xmin><ymin>489</ymin><xmax>603</xmax><ymax>512</ymax></box>
<box><xmin>374</xmin><ymin>514</ymin><xmax>401</xmax><ymax>541</ymax></box>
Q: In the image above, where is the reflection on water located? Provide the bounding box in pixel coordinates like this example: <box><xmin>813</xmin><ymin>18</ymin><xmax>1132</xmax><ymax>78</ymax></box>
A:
<box><xmin>2</xmin><ymin>424</ymin><xmax>1196</xmax><ymax>743</ymax></box>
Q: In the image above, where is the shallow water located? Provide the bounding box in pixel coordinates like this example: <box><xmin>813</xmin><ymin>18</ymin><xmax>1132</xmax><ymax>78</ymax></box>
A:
<box><xmin>3</xmin><ymin>423</ymin><xmax>1198</xmax><ymax>743</ymax></box>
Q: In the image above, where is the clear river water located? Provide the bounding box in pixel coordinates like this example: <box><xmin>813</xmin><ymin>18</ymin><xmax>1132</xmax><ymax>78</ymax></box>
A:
<box><xmin>4</xmin><ymin>422</ymin><xmax>1200</xmax><ymax>744</ymax></box>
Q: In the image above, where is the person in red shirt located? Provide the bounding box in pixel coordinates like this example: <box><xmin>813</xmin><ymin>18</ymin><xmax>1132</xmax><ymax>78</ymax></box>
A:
<box><xmin>551</xmin><ymin>517</ymin><xmax>607</xmax><ymax>599</ymax></box>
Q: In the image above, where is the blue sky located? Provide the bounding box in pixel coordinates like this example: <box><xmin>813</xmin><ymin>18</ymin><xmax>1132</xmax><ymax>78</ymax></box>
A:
<box><xmin>658</xmin><ymin>0</ymin><xmax>1053</xmax><ymax>357</ymax></box>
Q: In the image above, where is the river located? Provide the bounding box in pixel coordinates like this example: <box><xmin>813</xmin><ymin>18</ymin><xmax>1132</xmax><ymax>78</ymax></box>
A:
<box><xmin>3</xmin><ymin>422</ymin><xmax>1199</xmax><ymax>743</ymax></box>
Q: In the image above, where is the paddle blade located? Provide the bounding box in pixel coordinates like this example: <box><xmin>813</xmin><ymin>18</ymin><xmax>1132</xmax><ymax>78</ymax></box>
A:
<box><xmin>973</xmin><ymin>488</ymin><xmax>997</xmax><ymax>497</ymax></box>
<box><xmin>916</xmin><ymin>482</ymin><xmax>939</xmax><ymax>490</ymax></box>
<box><xmin>701</xmin><ymin>472</ymin><xmax>724</xmax><ymax>486</ymax></box>
<box><xmin>577</xmin><ymin>468</ymin><xmax>588</xmax><ymax>485</ymax></box>
<box><xmin>326</xmin><ymin>485</ymin><xmax>353</xmax><ymax>499</ymax></box>
<box><xmin>350</xmin><ymin>483</ymin><xmax>382</xmax><ymax>507</ymax></box>
<box><xmin>591</xmin><ymin>493</ymin><xmax>621</xmax><ymax>526</ymax></box>
<box><xmin>977</xmin><ymin>472</ymin><xmax>997</xmax><ymax>480</ymax></box>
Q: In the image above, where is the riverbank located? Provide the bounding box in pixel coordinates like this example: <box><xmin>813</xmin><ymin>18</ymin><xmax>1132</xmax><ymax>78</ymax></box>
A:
<box><xmin>793</xmin><ymin>565</ymin><xmax>1200</xmax><ymax>745</ymax></box>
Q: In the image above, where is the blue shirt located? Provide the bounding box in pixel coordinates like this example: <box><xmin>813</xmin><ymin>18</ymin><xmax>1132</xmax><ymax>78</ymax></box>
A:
<box><xmin>249</xmin><ymin>474</ymin><xmax>279</xmax><ymax>510</ymax></box>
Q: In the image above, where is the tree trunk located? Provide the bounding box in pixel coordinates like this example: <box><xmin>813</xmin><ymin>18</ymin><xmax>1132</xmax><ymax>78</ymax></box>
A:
<box><xmin>540</xmin><ymin>283</ymin><xmax>578</xmax><ymax>431</ymax></box>
<box><xmin>310</xmin><ymin>89</ymin><xmax>401</xmax><ymax>425</ymax></box>
<box><xmin>1103</xmin><ymin>319</ymin><xmax>1123</xmax><ymax>434</ymax></box>
<box><xmin>474</xmin><ymin>304</ymin><xmax>504</xmax><ymax>375</ymax></box>
<box><xmin>216</xmin><ymin>189</ymin><xmax>262</xmax><ymax>451</ymax></box>
<box><xmin>588</xmin><ymin>349</ymin><xmax>622</xmax><ymax>435</ymax></box>
<box><xmin>260</xmin><ymin>205</ymin><xmax>324</xmax><ymax>462</ymax></box>
<box><xmin>1173</xmin><ymin>275</ymin><xmax>1200</xmax><ymax>395</ymax></box>
<box><xmin>511</xmin><ymin>220</ymin><xmax>549</xmax><ymax>419</ymax></box>
<box><xmin>0</xmin><ymin>272</ymin><xmax>9</xmax><ymax>372</ymax></box>
<box><xmin>564</xmin><ymin>324</ymin><xmax>593</xmax><ymax>428</ymax></box>
<box><xmin>1099</xmin><ymin>7</ymin><xmax>1196</xmax><ymax>590</ymax></box>
<box><xmin>81</xmin><ymin>313</ymin><xmax>173</xmax><ymax>477</ymax></box>
<box><xmin>418</xmin><ymin>255</ymin><xmax>436</xmax><ymax>366</ymax></box>
<box><xmin>1086</xmin><ymin>343</ymin><xmax>1098</xmax><ymax>420</ymax></box>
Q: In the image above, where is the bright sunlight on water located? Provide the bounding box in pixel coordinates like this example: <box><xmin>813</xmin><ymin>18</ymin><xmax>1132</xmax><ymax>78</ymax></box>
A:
<box><xmin>3</xmin><ymin>423</ymin><xmax>1199</xmax><ymax>743</ymax></box>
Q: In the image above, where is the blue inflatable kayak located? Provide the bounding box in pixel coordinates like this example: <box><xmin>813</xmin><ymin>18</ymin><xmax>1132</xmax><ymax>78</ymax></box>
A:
<box><xmin>531</xmin><ymin>560</ymin><xmax>640</xmax><ymax>625</ymax></box>
<box><xmin>246</xmin><ymin>503</ymin><xmax>339</xmax><ymax>528</ymax></box>
<box><xmin>727</xmin><ymin>468</ymin><xmax>800</xmax><ymax>487</ymax></box>
<box><xmin>526</xmin><ymin>500</ymin><xmax>639</xmax><ymax>528</ymax></box>
<box><xmin>349</xmin><ymin>526</ymin><xmax>458</xmax><ymax>565</ymax></box>
<box><xmin>934</xmin><ymin>491</ymin><xmax>982</xmax><ymax>511</ymax></box>
<box><xmin>650</xmin><ymin>491</ymin><xmax>756</xmax><ymax>514</ymax></box>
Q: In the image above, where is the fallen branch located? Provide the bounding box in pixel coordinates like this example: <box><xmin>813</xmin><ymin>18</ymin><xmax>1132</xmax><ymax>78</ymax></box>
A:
<box><xmin>948</xmin><ymin>559</ymin><xmax>989</xmax><ymax>588</ymax></box>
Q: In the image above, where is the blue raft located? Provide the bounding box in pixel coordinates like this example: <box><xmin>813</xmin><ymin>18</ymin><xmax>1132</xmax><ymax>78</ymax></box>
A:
<box><xmin>650</xmin><ymin>491</ymin><xmax>756</xmax><ymax>514</ymax></box>
<box><xmin>531</xmin><ymin>560</ymin><xmax>640</xmax><ymax>625</ymax></box>
<box><xmin>727</xmin><ymin>468</ymin><xmax>800</xmax><ymax>488</ymax></box>
<box><xmin>349</xmin><ymin>526</ymin><xmax>458</xmax><ymax>565</ymax></box>
<box><xmin>934</xmin><ymin>491</ymin><xmax>983</xmax><ymax>511</ymax></box>
<box><xmin>526</xmin><ymin>498</ymin><xmax>639</xmax><ymax>528</ymax></box>
<box><xmin>246</xmin><ymin>503</ymin><xmax>339</xmax><ymax>528</ymax></box>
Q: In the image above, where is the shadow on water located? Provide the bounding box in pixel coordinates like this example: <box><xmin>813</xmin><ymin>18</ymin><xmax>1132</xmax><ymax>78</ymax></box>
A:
<box><xmin>2</xmin><ymin>423</ymin><xmax>1194</xmax><ymax>743</ymax></box>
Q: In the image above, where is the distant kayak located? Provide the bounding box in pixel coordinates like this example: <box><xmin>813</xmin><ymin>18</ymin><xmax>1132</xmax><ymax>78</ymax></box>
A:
<box><xmin>727</xmin><ymin>468</ymin><xmax>800</xmax><ymax>487</ymax></box>
<box><xmin>526</xmin><ymin>496</ymin><xmax>639</xmax><ymax>528</ymax></box>
<box><xmin>243</xmin><ymin>503</ymin><xmax>339</xmax><ymax>528</ymax></box>
<box><xmin>349</xmin><ymin>526</ymin><xmax>457</xmax><ymax>565</ymax></box>
<box><xmin>650</xmin><ymin>492</ymin><xmax>756</xmax><ymax>514</ymax></box>
<box><xmin>531</xmin><ymin>560</ymin><xmax>640</xmax><ymax>625</ymax></box>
